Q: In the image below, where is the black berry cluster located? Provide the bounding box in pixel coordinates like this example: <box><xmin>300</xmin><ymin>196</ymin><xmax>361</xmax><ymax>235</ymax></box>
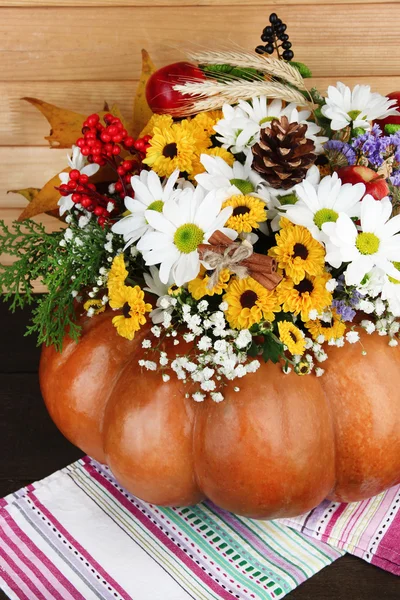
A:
<box><xmin>255</xmin><ymin>13</ymin><xmax>294</xmax><ymax>61</ymax></box>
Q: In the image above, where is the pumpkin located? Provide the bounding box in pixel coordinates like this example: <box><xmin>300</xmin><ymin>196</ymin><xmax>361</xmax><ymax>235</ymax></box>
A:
<box><xmin>39</xmin><ymin>310</ymin><xmax>400</xmax><ymax>519</ymax></box>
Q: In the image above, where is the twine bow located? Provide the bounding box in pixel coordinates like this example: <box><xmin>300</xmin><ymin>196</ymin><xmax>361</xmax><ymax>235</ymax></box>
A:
<box><xmin>198</xmin><ymin>231</ymin><xmax>282</xmax><ymax>291</ymax></box>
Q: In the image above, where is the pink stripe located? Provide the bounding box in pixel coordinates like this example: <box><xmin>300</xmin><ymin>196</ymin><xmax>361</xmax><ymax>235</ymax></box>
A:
<box><xmin>0</xmin><ymin>544</ymin><xmax>46</xmax><ymax>600</ymax></box>
<box><xmin>2</xmin><ymin>518</ymin><xmax>66</xmax><ymax>600</ymax></box>
<box><xmin>3</xmin><ymin>507</ymin><xmax>84</xmax><ymax>600</ymax></box>
<box><xmin>85</xmin><ymin>462</ymin><xmax>235</xmax><ymax>600</ymax></box>
<box><xmin>0</xmin><ymin>499</ymin><xmax>8</xmax><ymax>509</ymax></box>
<box><xmin>340</xmin><ymin>502</ymin><xmax>370</xmax><ymax>544</ymax></box>
<box><xmin>0</xmin><ymin>555</ymin><xmax>27</xmax><ymax>600</ymax></box>
<box><xmin>322</xmin><ymin>503</ymin><xmax>348</xmax><ymax>540</ymax></box>
<box><xmin>29</xmin><ymin>491</ymin><xmax>131</xmax><ymax>600</ymax></box>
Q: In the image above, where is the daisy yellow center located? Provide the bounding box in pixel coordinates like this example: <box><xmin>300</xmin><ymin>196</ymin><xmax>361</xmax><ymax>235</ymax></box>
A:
<box><xmin>147</xmin><ymin>200</ymin><xmax>164</xmax><ymax>212</ymax></box>
<box><xmin>240</xmin><ymin>290</ymin><xmax>258</xmax><ymax>308</ymax></box>
<box><xmin>259</xmin><ymin>116</ymin><xmax>278</xmax><ymax>125</ymax></box>
<box><xmin>162</xmin><ymin>142</ymin><xmax>178</xmax><ymax>158</ymax></box>
<box><xmin>174</xmin><ymin>223</ymin><xmax>204</xmax><ymax>254</ymax></box>
<box><xmin>279</xmin><ymin>193</ymin><xmax>298</xmax><ymax>206</ymax></box>
<box><xmin>347</xmin><ymin>109</ymin><xmax>362</xmax><ymax>121</ymax></box>
<box><xmin>389</xmin><ymin>261</ymin><xmax>400</xmax><ymax>284</ymax></box>
<box><xmin>356</xmin><ymin>232</ymin><xmax>380</xmax><ymax>255</ymax></box>
<box><xmin>313</xmin><ymin>208</ymin><xmax>339</xmax><ymax>230</ymax></box>
<box><xmin>230</xmin><ymin>178</ymin><xmax>255</xmax><ymax>195</ymax></box>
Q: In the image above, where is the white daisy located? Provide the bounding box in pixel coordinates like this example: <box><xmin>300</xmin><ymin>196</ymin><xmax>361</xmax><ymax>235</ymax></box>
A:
<box><xmin>111</xmin><ymin>169</ymin><xmax>180</xmax><ymax>249</ymax></box>
<box><xmin>58</xmin><ymin>146</ymin><xmax>99</xmax><ymax>216</ymax></box>
<box><xmin>381</xmin><ymin>269</ymin><xmax>400</xmax><ymax>316</ymax></box>
<box><xmin>195</xmin><ymin>152</ymin><xmax>267</xmax><ymax>198</ymax></box>
<box><xmin>213</xmin><ymin>103</ymin><xmax>259</xmax><ymax>154</ymax></box>
<box><xmin>321</xmin><ymin>82</ymin><xmax>400</xmax><ymax>131</ymax></box>
<box><xmin>322</xmin><ymin>195</ymin><xmax>400</xmax><ymax>286</ymax></box>
<box><xmin>143</xmin><ymin>265</ymin><xmax>175</xmax><ymax>324</ymax></box>
<box><xmin>137</xmin><ymin>186</ymin><xmax>236</xmax><ymax>286</ymax></box>
<box><xmin>284</xmin><ymin>172</ymin><xmax>365</xmax><ymax>241</ymax></box>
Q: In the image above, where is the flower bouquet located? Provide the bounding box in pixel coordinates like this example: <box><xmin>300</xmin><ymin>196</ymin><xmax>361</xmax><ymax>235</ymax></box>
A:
<box><xmin>2</xmin><ymin>13</ymin><xmax>400</xmax><ymax>518</ymax></box>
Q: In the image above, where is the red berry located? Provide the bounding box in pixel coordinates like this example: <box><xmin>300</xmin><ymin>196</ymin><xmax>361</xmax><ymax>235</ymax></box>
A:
<box><xmin>59</xmin><ymin>184</ymin><xmax>70</xmax><ymax>196</ymax></box>
<box><xmin>134</xmin><ymin>139</ymin><xmax>145</xmax><ymax>151</ymax></box>
<box><xmin>69</xmin><ymin>169</ymin><xmax>80</xmax><ymax>180</ymax></box>
<box><xmin>87</xmin><ymin>183</ymin><xmax>96</xmax><ymax>191</ymax></box>
<box><xmin>81</xmin><ymin>146</ymin><xmax>91</xmax><ymax>156</ymax></box>
<box><xmin>80</xmin><ymin>196</ymin><xmax>92</xmax><ymax>208</ymax></box>
<box><xmin>104</xmin><ymin>143</ymin><xmax>113</xmax><ymax>153</ymax></box>
<box><xmin>67</xmin><ymin>180</ymin><xmax>77</xmax><ymax>190</ymax></box>
<box><xmin>76</xmin><ymin>185</ymin><xmax>85</xmax><ymax>192</ymax></box>
<box><xmin>117</xmin><ymin>166</ymin><xmax>126</xmax><ymax>176</ymax></box>
<box><xmin>93</xmin><ymin>206</ymin><xmax>103</xmax><ymax>216</ymax></box>
<box><xmin>124</xmin><ymin>174</ymin><xmax>131</xmax><ymax>184</ymax></box>
<box><xmin>107</xmin><ymin>125</ymin><xmax>118</xmax><ymax>136</ymax></box>
<box><xmin>143</xmin><ymin>135</ymin><xmax>152</xmax><ymax>142</ymax></box>
<box><xmin>76</xmin><ymin>138</ymin><xmax>85</xmax><ymax>148</ymax></box>
<box><xmin>87</xmin><ymin>114</ymin><xmax>100</xmax><ymax>127</ymax></box>
<box><xmin>112</xmin><ymin>133</ymin><xmax>123</xmax><ymax>143</ymax></box>
<box><xmin>115</xmin><ymin>181</ymin><xmax>123</xmax><ymax>192</ymax></box>
<box><xmin>79</xmin><ymin>174</ymin><xmax>89</xmax><ymax>184</ymax></box>
<box><xmin>98</xmin><ymin>216</ymin><xmax>107</xmax><ymax>227</ymax></box>
<box><xmin>122</xmin><ymin>160</ymin><xmax>133</xmax><ymax>171</ymax></box>
<box><xmin>71</xmin><ymin>193</ymin><xmax>81</xmax><ymax>203</ymax></box>
<box><xmin>124</xmin><ymin>136</ymin><xmax>135</xmax><ymax>148</ymax></box>
<box><xmin>112</xmin><ymin>145</ymin><xmax>121</xmax><ymax>155</ymax></box>
<box><xmin>101</xmin><ymin>132</ymin><xmax>111</xmax><ymax>143</ymax></box>
<box><xmin>85</xmin><ymin>131</ymin><xmax>96</xmax><ymax>140</ymax></box>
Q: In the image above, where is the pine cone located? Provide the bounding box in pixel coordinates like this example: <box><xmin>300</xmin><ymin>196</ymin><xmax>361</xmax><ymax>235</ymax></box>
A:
<box><xmin>251</xmin><ymin>116</ymin><xmax>316</xmax><ymax>189</ymax></box>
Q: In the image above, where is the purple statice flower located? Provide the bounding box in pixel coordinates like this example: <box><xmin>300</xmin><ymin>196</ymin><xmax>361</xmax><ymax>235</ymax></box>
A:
<box><xmin>332</xmin><ymin>300</ymin><xmax>356</xmax><ymax>322</ymax></box>
<box><xmin>324</xmin><ymin>140</ymin><xmax>356</xmax><ymax>166</ymax></box>
<box><xmin>351</xmin><ymin>125</ymin><xmax>390</xmax><ymax>168</ymax></box>
<box><xmin>349</xmin><ymin>289</ymin><xmax>362</xmax><ymax>307</ymax></box>
<box><xmin>390</xmin><ymin>170</ymin><xmax>400</xmax><ymax>186</ymax></box>
<box><xmin>388</xmin><ymin>131</ymin><xmax>400</xmax><ymax>163</ymax></box>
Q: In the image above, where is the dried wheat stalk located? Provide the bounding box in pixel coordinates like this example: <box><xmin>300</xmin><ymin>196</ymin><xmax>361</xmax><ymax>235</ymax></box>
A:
<box><xmin>188</xmin><ymin>50</ymin><xmax>306</xmax><ymax>90</ymax></box>
<box><xmin>172</xmin><ymin>79</ymin><xmax>312</xmax><ymax>116</ymax></box>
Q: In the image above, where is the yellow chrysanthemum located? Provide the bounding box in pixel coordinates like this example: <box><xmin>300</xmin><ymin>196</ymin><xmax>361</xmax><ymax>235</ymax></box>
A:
<box><xmin>278</xmin><ymin>321</ymin><xmax>306</xmax><ymax>356</ymax></box>
<box><xmin>168</xmin><ymin>284</ymin><xmax>182</xmax><ymax>297</ymax></box>
<box><xmin>188</xmin><ymin>265</ymin><xmax>230</xmax><ymax>300</ymax></box>
<box><xmin>192</xmin><ymin>110</ymin><xmax>223</xmax><ymax>136</ymax></box>
<box><xmin>143</xmin><ymin>124</ymin><xmax>197</xmax><ymax>177</ymax></box>
<box><xmin>179</xmin><ymin>119</ymin><xmax>211</xmax><ymax>152</ymax></box>
<box><xmin>109</xmin><ymin>285</ymin><xmax>152</xmax><ymax>341</ymax></box>
<box><xmin>83</xmin><ymin>299</ymin><xmax>105</xmax><ymax>315</ymax></box>
<box><xmin>276</xmin><ymin>273</ymin><xmax>333</xmax><ymax>322</ymax></box>
<box><xmin>139</xmin><ymin>114</ymin><xmax>174</xmax><ymax>138</ymax></box>
<box><xmin>305</xmin><ymin>311</ymin><xmax>346</xmax><ymax>342</ymax></box>
<box><xmin>107</xmin><ymin>254</ymin><xmax>128</xmax><ymax>291</ymax></box>
<box><xmin>223</xmin><ymin>276</ymin><xmax>281</xmax><ymax>329</ymax></box>
<box><xmin>222</xmin><ymin>195</ymin><xmax>267</xmax><ymax>233</ymax></box>
<box><xmin>295</xmin><ymin>360</ymin><xmax>313</xmax><ymax>376</ymax></box>
<box><xmin>269</xmin><ymin>223</ymin><xmax>325</xmax><ymax>284</ymax></box>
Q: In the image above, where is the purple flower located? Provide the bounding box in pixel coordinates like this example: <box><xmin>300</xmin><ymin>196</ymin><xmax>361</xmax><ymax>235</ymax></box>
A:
<box><xmin>390</xmin><ymin>170</ymin><xmax>400</xmax><ymax>186</ymax></box>
<box><xmin>324</xmin><ymin>140</ymin><xmax>356</xmax><ymax>166</ymax></box>
<box><xmin>352</xmin><ymin>126</ymin><xmax>400</xmax><ymax>169</ymax></box>
<box><xmin>332</xmin><ymin>299</ymin><xmax>356</xmax><ymax>322</ymax></box>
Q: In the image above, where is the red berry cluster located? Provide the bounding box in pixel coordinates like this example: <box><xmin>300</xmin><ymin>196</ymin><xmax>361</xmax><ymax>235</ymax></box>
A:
<box><xmin>59</xmin><ymin>169</ymin><xmax>117</xmax><ymax>227</ymax></box>
<box><xmin>76</xmin><ymin>113</ymin><xmax>135</xmax><ymax>166</ymax></box>
<box><xmin>133</xmin><ymin>135</ymin><xmax>152</xmax><ymax>155</ymax></box>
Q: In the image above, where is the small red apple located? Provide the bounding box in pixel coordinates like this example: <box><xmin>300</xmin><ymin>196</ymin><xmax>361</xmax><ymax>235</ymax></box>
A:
<box><xmin>337</xmin><ymin>166</ymin><xmax>389</xmax><ymax>200</ymax></box>
<box><xmin>146</xmin><ymin>62</ymin><xmax>205</xmax><ymax>115</ymax></box>
<box><xmin>374</xmin><ymin>91</ymin><xmax>400</xmax><ymax>130</ymax></box>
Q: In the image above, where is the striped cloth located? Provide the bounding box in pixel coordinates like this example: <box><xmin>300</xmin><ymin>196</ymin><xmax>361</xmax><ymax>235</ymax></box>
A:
<box><xmin>0</xmin><ymin>457</ymin><xmax>342</xmax><ymax>600</ymax></box>
<box><xmin>281</xmin><ymin>484</ymin><xmax>400</xmax><ymax>576</ymax></box>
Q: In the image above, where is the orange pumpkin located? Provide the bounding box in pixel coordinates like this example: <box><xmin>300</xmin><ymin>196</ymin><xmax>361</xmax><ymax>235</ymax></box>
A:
<box><xmin>39</xmin><ymin>310</ymin><xmax>400</xmax><ymax>519</ymax></box>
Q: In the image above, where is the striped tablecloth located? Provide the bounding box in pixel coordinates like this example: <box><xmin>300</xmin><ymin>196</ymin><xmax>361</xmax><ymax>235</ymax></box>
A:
<box><xmin>0</xmin><ymin>457</ymin><xmax>342</xmax><ymax>600</ymax></box>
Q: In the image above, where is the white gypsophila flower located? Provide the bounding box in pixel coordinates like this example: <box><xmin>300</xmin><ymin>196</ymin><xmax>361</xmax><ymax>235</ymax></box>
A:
<box><xmin>198</xmin><ymin>300</ymin><xmax>209</xmax><ymax>312</ymax></box>
<box><xmin>57</xmin><ymin>146</ymin><xmax>99</xmax><ymax>216</ymax></box>
<box><xmin>315</xmin><ymin>367</ymin><xmax>325</xmax><ymax>377</ymax></box>
<box><xmin>284</xmin><ymin>172</ymin><xmax>365</xmax><ymax>242</ymax></box>
<box><xmin>151</xmin><ymin>325</ymin><xmax>161</xmax><ymax>338</ymax></box>
<box><xmin>389</xmin><ymin>338</ymin><xmax>399</xmax><ymax>347</ymax></box>
<box><xmin>235</xmin><ymin>329</ymin><xmax>252</xmax><ymax>349</ymax></box>
<box><xmin>358</xmin><ymin>299</ymin><xmax>375</xmax><ymax>314</ymax></box>
<box><xmin>200</xmin><ymin>380</ymin><xmax>216</xmax><ymax>392</ymax></box>
<box><xmin>211</xmin><ymin>392</ymin><xmax>224</xmax><ymax>403</ymax></box>
<box><xmin>192</xmin><ymin>392</ymin><xmax>205</xmax><ymax>402</ymax></box>
<box><xmin>183</xmin><ymin>333</ymin><xmax>195</xmax><ymax>343</ymax></box>
<box><xmin>308</xmin><ymin>309</ymin><xmax>319</xmax><ymax>320</ymax></box>
<box><xmin>198</xmin><ymin>336</ymin><xmax>212</xmax><ymax>351</ymax></box>
<box><xmin>246</xmin><ymin>360</ymin><xmax>260</xmax><ymax>373</ymax></box>
<box><xmin>137</xmin><ymin>185</ymin><xmax>236</xmax><ymax>286</ymax></box>
<box><xmin>112</xmin><ymin>169</ymin><xmax>180</xmax><ymax>249</ymax></box>
<box><xmin>323</xmin><ymin>196</ymin><xmax>400</xmax><ymax>286</ymax></box>
<box><xmin>143</xmin><ymin>265</ymin><xmax>175</xmax><ymax>324</ymax></box>
<box><xmin>374</xmin><ymin>298</ymin><xmax>386</xmax><ymax>316</ymax></box>
<box><xmin>361</xmin><ymin>319</ymin><xmax>376</xmax><ymax>334</ymax></box>
<box><xmin>389</xmin><ymin>321</ymin><xmax>400</xmax><ymax>335</ymax></box>
<box><xmin>195</xmin><ymin>153</ymin><xmax>266</xmax><ymax>199</ymax></box>
<box><xmin>326</xmin><ymin>278</ymin><xmax>338</xmax><ymax>292</ymax></box>
<box><xmin>346</xmin><ymin>331</ymin><xmax>360</xmax><ymax>344</ymax></box>
<box><xmin>321</xmin><ymin>82</ymin><xmax>400</xmax><ymax>131</ymax></box>
<box><xmin>162</xmin><ymin>373</ymin><xmax>170</xmax><ymax>382</ymax></box>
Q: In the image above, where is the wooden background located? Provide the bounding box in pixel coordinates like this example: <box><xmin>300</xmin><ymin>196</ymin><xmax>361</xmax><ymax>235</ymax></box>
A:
<box><xmin>0</xmin><ymin>0</ymin><xmax>399</xmax><ymax>261</ymax></box>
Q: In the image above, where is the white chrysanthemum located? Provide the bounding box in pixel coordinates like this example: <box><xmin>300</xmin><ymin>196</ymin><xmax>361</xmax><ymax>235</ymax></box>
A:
<box><xmin>111</xmin><ymin>169</ymin><xmax>180</xmax><ymax>249</ymax></box>
<box><xmin>195</xmin><ymin>153</ymin><xmax>266</xmax><ymax>198</ymax></box>
<box><xmin>58</xmin><ymin>146</ymin><xmax>99</xmax><ymax>216</ymax></box>
<box><xmin>143</xmin><ymin>265</ymin><xmax>175</xmax><ymax>324</ymax></box>
<box><xmin>323</xmin><ymin>196</ymin><xmax>400</xmax><ymax>286</ymax></box>
<box><xmin>137</xmin><ymin>186</ymin><xmax>236</xmax><ymax>286</ymax></box>
<box><xmin>321</xmin><ymin>82</ymin><xmax>400</xmax><ymax>131</ymax></box>
<box><xmin>284</xmin><ymin>172</ymin><xmax>365</xmax><ymax>241</ymax></box>
<box><xmin>266</xmin><ymin>165</ymin><xmax>320</xmax><ymax>232</ymax></box>
<box><xmin>213</xmin><ymin>103</ymin><xmax>259</xmax><ymax>154</ymax></box>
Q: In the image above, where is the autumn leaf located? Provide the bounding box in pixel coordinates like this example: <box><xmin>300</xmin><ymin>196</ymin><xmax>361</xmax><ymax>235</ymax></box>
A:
<box><xmin>7</xmin><ymin>188</ymin><xmax>40</xmax><ymax>203</ymax></box>
<box><xmin>132</xmin><ymin>49</ymin><xmax>156</xmax><ymax>137</ymax></box>
<box><xmin>16</xmin><ymin>170</ymin><xmax>70</xmax><ymax>221</ymax></box>
<box><xmin>23</xmin><ymin>98</ymin><xmax>88</xmax><ymax>149</ymax></box>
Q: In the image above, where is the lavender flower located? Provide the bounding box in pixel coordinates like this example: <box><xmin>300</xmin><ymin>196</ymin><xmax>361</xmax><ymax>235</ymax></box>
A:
<box><xmin>324</xmin><ymin>140</ymin><xmax>356</xmax><ymax>167</ymax></box>
<box><xmin>332</xmin><ymin>300</ymin><xmax>356</xmax><ymax>322</ymax></box>
<box><xmin>390</xmin><ymin>170</ymin><xmax>400</xmax><ymax>187</ymax></box>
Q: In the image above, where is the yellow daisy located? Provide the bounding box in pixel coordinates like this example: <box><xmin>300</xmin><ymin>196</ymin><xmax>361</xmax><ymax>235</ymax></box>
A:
<box><xmin>223</xmin><ymin>276</ymin><xmax>281</xmax><ymax>329</ymax></box>
<box><xmin>107</xmin><ymin>254</ymin><xmax>128</xmax><ymax>291</ymax></box>
<box><xmin>179</xmin><ymin>119</ymin><xmax>211</xmax><ymax>153</ymax></box>
<box><xmin>109</xmin><ymin>284</ymin><xmax>152</xmax><ymax>341</ymax></box>
<box><xmin>222</xmin><ymin>195</ymin><xmax>267</xmax><ymax>233</ymax></box>
<box><xmin>192</xmin><ymin>110</ymin><xmax>223</xmax><ymax>136</ymax></box>
<box><xmin>139</xmin><ymin>114</ymin><xmax>174</xmax><ymax>138</ymax></box>
<box><xmin>278</xmin><ymin>321</ymin><xmax>306</xmax><ymax>355</ymax></box>
<box><xmin>142</xmin><ymin>123</ymin><xmax>197</xmax><ymax>177</ymax></box>
<box><xmin>269</xmin><ymin>223</ymin><xmax>325</xmax><ymax>284</ymax></box>
<box><xmin>168</xmin><ymin>284</ymin><xmax>182</xmax><ymax>297</ymax></box>
<box><xmin>188</xmin><ymin>265</ymin><xmax>230</xmax><ymax>300</ymax></box>
<box><xmin>305</xmin><ymin>311</ymin><xmax>346</xmax><ymax>342</ymax></box>
<box><xmin>83</xmin><ymin>299</ymin><xmax>105</xmax><ymax>315</ymax></box>
<box><xmin>276</xmin><ymin>273</ymin><xmax>333</xmax><ymax>322</ymax></box>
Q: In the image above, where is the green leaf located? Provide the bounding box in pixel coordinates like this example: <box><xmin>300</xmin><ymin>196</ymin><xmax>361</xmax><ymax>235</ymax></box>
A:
<box><xmin>289</xmin><ymin>61</ymin><xmax>312</xmax><ymax>79</ymax></box>
<box><xmin>385</xmin><ymin>124</ymin><xmax>400</xmax><ymax>134</ymax></box>
<box><xmin>261</xmin><ymin>333</ymin><xmax>284</xmax><ymax>364</ymax></box>
<box><xmin>200</xmin><ymin>64</ymin><xmax>262</xmax><ymax>80</ymax></box>
<box><xmin>248</xmin><ymin>341</ymin><xmax>259</xmax><ymax>358</ymax></box>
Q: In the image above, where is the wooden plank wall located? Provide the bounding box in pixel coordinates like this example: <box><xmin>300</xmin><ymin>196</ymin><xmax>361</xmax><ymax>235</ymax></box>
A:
<box><xmin>0</xmin><ymin>0</ymin><xmax>399</xmax><ymax>244</ymax></box>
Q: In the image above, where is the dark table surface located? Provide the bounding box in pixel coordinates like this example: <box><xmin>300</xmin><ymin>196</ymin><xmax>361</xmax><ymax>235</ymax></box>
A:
<box><xmin>0</xmin><ymin>301</ymin><xmax>398</xmax><ymax>600</ymax></box>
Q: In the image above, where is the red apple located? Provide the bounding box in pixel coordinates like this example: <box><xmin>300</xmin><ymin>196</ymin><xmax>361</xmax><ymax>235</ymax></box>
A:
<box><xmin>374</xmin><ymin>91</ymin><xmax>400</xmax><ymax>130</ymax></box>
<box><xmin>146</xmin><ymin>62</ymin><xmax>205</xmax><ymax>115</ymax></box>
<box><xmin>337</xmin><ymin>166</ymin><xmax>389</xmax><ymax>200</ymax></box>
